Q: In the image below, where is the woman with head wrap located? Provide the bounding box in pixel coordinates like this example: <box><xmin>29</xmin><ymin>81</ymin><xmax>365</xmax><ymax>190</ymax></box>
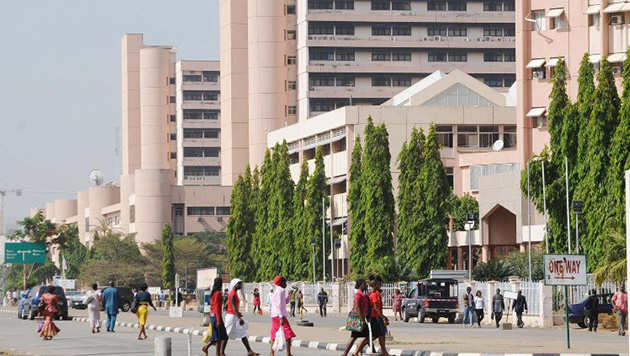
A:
<box><xmin>224</xmin><ymin>278</ymin><xmax>259</xmax><ymax>356</ymax></box>
<box><xmin>270</xmin><ymin>276</ymin><xmax>296</xmax><ymax>356</ymax></box>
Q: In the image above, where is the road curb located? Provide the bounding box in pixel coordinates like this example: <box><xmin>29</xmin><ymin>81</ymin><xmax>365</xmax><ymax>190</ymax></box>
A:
<box><xmin>1</xmin><ymin>309</ymin><xmax>626</xmax><ymax>356</ymax></box>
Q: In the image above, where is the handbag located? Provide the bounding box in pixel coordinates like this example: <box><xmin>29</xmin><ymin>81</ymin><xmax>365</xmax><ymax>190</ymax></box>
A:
<box><xmin>345</xmin><ymin>307</ymin><xmax>364</xmax><ymax>332</ymax></box>
<box><xmin>37</xmin><ymin>298</ymin><xmax>45</xmax><ymax>314</ymax></box>
<box><xmin>272</xmin><ymin>327</ymin><xmax>286</xmax><ymax>351</ymax></box>
<box><xmin>130</xmin><ymin>296</ymin><xmax>139</xmax><ymax>314</ymax></box>
<box><xmin>37</xmin><ymin>321</ymin><xmax>44</xmax><ymax>333</ymax></box>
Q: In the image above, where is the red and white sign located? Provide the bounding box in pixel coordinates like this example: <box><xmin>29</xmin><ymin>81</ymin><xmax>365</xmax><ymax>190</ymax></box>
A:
<box><xmin>543</xmin><ymin>255</ymin><xmax>587</xmax><ymax>286</ymax></box>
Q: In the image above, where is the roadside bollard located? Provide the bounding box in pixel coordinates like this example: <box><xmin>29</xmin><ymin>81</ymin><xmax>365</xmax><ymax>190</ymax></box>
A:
<box><xmin>155</xmin><ymin>336</ymin><xmax>172</xmax><ymax>356</ymax></box>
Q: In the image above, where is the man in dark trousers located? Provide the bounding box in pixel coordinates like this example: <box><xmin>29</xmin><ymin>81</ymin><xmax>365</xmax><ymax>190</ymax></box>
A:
<box><xmin>584</xmin><ymin>289</ymin><xmax>599</xmax><ymax>332</ymax></box>
<box><xmin>101</xmin><ymin>281</ymin><xmax>122</xmax><ymax>332</ymax></box>
<box><xmin>317</xmin><ymin>288</ymin><xmax>328</xmax><ymax>317</ymax></box>
<box><xmin>492</xmin><ymin>288</ymin><xmax>505</xmax><ymax>328</ymax></box>
<box><xmin>512</xmin><ymin>290</ymin><xmax>528</xmax><ymax>328</ymax></box>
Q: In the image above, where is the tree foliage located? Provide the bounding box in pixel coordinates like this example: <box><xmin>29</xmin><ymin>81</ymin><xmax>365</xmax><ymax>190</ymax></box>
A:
<box><xmin>451</xmin><ymin>194</ymin><xmax>479</xmax><ymax>231</ymax></box>
<box><xmin>593</xmin><ymin>218</ymin><xmax>627</xmax><ymax>284</ymax></box>
<box><xmin>161</xmin><ymin>225</ymin><xmax>176</xmax><ymax>289</ymax></box>
<box><xmin>227</xmin><ymin>166</ymin><xmax>256</xmax><ymax>281</ymax></box>
<box><xmin>348</xmin><ymin>136</ymin><xmax>367</xmax><ymax>277</ymax></box>
<box><xmin>292</xmin><ymin>160</ymin><xmax>311</xmax><ymax>280</ymax></box>
<box><xmin>58</xmin><ymin>225</ymin><xmax>88</xmax><ymax>279</ymax></box>
<box><xmin>305</xmin><ymin>146</ymin><xmax>329</xmax><ymax>281</ymax></box>
<box><xmin>472</xmin><ymin>259</ymin><xmax>514</xmax><ymax>282</ymax></box>
<box><xmin>504</xmin><ymin>250</ymin><xmax>544</xmax><ymax>281</ymax></box>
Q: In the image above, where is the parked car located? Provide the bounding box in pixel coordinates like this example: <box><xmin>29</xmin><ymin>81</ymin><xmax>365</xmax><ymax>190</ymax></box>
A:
<box><xmin>16</xmin><ymin>290</ymin><xmax>31</xmax><ymax>319</ymax></box>
<box><xmin>568</xmin><ymin>293</ymin><xmax>613</xmax><ymax>328</ymax></box>
<box><xmin>22</xmin><ymin>285</ymin><xmax>69</xmax><ymax>320</ymax></box>
<box><xmin>99</xmin><ymin>286</ymin><xmax>134</xmax><ymax>312</ymax></box>
<box><xmin>69</xmin><ymin>291</ymin><xmax>89</xmax><ymax>310</ymax></box>
<box><xmin>401</xmin><ymin>278</ymin><xmax>459</xmax><ymax>324</ymax></box>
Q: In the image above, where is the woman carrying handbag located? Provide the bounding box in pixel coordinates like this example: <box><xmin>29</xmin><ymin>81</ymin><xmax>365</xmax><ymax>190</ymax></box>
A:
<box><xmin>341</xmin><ymin>279</ymin><xmax>369</xmax><ymax>356</ymax></box>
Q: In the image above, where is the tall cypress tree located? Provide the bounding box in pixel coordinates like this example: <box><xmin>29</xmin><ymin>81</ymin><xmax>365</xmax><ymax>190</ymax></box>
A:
<box><xmin>227</xmin><ymin>166</ymin><xmax>256</xmax><ymax>281</ymax></box>
<box><xmin>413</xmin><ymin>124</ymin><xmax>450</xmax><ymax>277</ymax></box>
<box><xmin>576</xmin><ymin>53</ymin><xmax>596</xmax><ymax>189</ymax></box>
<box><xmin>161</xmin><ymin>224</ymin><xmax>175</xmax><ymax>289</ymax></box>
<box><xmin>362</xmin><ymin>117</ymin><xmax>395</xmax><ymax>269</ymax></box>
<box><xmin>254</xmin><ymin>151</ymin><xmax>273</xmax><ymax>280</ymax></box>
<box><xmin>608</xmin><ymin>47</ymin><xmax>630</xmax><ymax>227</ymax></box>
<box><xmin>292</xmin><ymin>160</ymin><xmax>310</xmax><ymax>280</ymax></box>
<box><xmin>396</xmin><ymin>127</ymin><xmax>425</xmax><ymax>270</ymax></box>
<box><xmin>348</xmin><ymin>136</ymin><xmax>367</xmax><ymax>277</ymax></box>
<box><xmin>548</xmin><ymin>59</ymin><xmax>570</xmax><ymax>158</ymax></box>
<box><xmin>583</xmin><ymin>57</ymin><xmax>620</xmax><ymax>268</ymax></box>
<box><xmin>305</xmin><ymin>146</ymin><xmax>329</xmax><ymax>281</ymax></box>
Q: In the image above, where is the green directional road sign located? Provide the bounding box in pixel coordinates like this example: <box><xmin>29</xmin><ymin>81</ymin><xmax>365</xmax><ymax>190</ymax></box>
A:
<box><xmin>5</xmin><ymin>242</ymin><xmax>47</xmax><ymax>264</ymax></box>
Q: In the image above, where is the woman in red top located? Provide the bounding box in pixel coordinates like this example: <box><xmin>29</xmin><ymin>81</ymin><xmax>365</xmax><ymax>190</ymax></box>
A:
<box><xmin>39</xmin><ymin>285</ymin><xmax>60</xmax><ymax>340</ymax></box>
<box><xmin>392</xmin><ymin>289</ymin><xmax>403</xmax><ymax>321</ymax></box>
<box><xmin>224</xmin><ymin>279</ymin><xmax>258</xmax><ymax>356</ymax></box>
<box><xmin>252</xmin><ymin>288</ymin><xmax>261</xmax><ymax>315</ymax></box>
<box><xmin>202</xmin><ymin>278</ymin><xmax>228</xmax><ymax>356</ymax></box>
<box><xmin>342</xmin><ymin>279</ymin><xmax>369</xmax><ymax>356</ymax></box>
<box><xmin>355</xmin><ymin>276</ymin><xmax>391</xmax><ymax>356</ymax></box>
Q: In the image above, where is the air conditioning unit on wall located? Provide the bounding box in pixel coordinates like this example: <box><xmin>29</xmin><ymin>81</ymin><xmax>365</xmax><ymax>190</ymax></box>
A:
<box><xmin>611</xmin><ymin>15</ymin><xmax>624</xmax><ymax>25</ymax></box>
<box><xmin>532</xmin><ymin>71</ymin><xmax>544</xmax><ymax>80</ymax></box>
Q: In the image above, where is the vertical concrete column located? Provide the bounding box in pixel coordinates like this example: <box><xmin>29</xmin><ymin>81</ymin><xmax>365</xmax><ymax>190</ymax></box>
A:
<box><xmin>541</xmin><ymin>283</ymin><xmax>554</xmax><ymax>327</ymax></box>
<box><xmin>486</xmin><ymin>281</ymin><xmax>495</xmax><ymax>325</ymax></box>
<box><xmin>332</xmin><ymin>282</ymin><xmax>340</xmax><ymax>314</ymax></box>
<box><xmin>154</xmin><ymin>336</ymin><xmax>171</xmax><ymax>356</ymax></box>
<box><xmin>134</xmin><ymin>170</ymin><xmax>172</xmax><ymax>244</ymax></box>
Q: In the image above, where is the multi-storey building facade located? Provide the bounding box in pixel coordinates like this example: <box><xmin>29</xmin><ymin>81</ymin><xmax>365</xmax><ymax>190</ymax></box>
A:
<box><xmin>221</xmin><ymin>0</ymin><xmax>517</xmax><ymax>184</ymax></box>
<box><xmin>38</xmin><ymin>34</ymin><xmax>231</xmax><ymax>246</ymax></box>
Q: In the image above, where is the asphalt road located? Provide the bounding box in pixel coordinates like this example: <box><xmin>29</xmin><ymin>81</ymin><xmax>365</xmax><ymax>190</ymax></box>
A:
<box><xmin>0</xmin><ymin>313</ymin><xmax>339</xmax><ymax>356</ymax></box>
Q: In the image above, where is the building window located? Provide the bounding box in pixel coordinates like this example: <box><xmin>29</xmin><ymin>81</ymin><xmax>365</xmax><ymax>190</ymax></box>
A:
<box><xmin>448</xmin><ymin>53</ymin><xmax>467</xmax><ymax>62</ymax></box>
<box><xmin>504</xmin><ymin>52</ymin><xmax>516</xmax><ymax>62</ymax></box>
<box><xmin>187</xmin><ymin>207</ymin><xmax>215</xmax><ymax>216</ymax></box>
<box><xmin>446</xmin><ymin>167</ymin><xmax>454</xmax><ymax>188</ymax></box>
<box><xmin>372</xmin><ymin>0</ymin><xmax>390</xmax><ymax>10</ymax></box>
<box><xmin>392</xmin><ymin>76</ymin><xmax>411</xmax><ymax>87</ymax></box>
<box><xmin>183</xmin><ymin>129</ymin><xmax>219</xmax><ymax>139</ymax></box>
<box><xmin>484</xmin><ymin>78</ymin><xmax>503</xmax><ymax>87</ymax></box>
<box><xmin>184</xmin><ymin>166</ymin><xmax>220</xmax><ymax>177</ymax></box>
<box><xmin>550</xmin><ymin>12</ymin><xmax>566</xmax><ymax>30</ymax></box>
<box><xmin>503</xmin><ymin>1</ymin><xmax>515</xmax><ymax>11</ymax></box>
<box><xmin>288</xmin><ymin>106</ymin><xmax>297</xmax><ymax>115</ymax></box>
<box><xmin>310</xmin><ymin>75</ymin><xmax>335</xmax><ymax>86</ymax></box>
<box><xmin>479</xmin><ymin>126</ymin><xmax>500</xmax><ymax>148</ymax></box>
<box><xmin>183</xmin><ymin>147</ymin><xmax>220</xmax><ymax>158</ymax></box>
<box><xmin>484</xmin><ymin>52</ymin><xmax>504</xmax><ymax>62</ymax></box>
<box><xmin>287</xmin><ymin>4</ymin><xmax>296</xmax><ymax>14</ymax></box>
<box><xmin>372</xmin><ymin>26</ymin><xmax>392</xmax><ymax>36</ymax></box>
<box><xmin>183</xmin><ymin>91</ymin><xmax>218</xmax><ymax>101</ymax></box>
<box><xmin>170</xmin><ymin>152</ymin><xmax>177</xmax><ymax>159</ymax></box>
<box><xmin>216</xmin><ymin>207</ymin><xmax>231</xmax><ymax>215</ymax></box>
<box><xmin>392</xmin><ymin>1</ymin><xmax>411</xmax><ymax>10</ymax></box>
<box><xmin>504</xmin><ymin>77</ymin><xmax>515</xmax><ymax>87</ymax></box>
<box><xmin>503</xmin><ymin>125</ymin><xmax>517</xmax><ymax>148</ymax></box>
<box><xmin>309</xmin><ymin>49</ymin><xmax>334</xmax><ymax>60</ymax></box>
<box><xmin>504</xmin><ymin>26</ymin><xmax>516</xmax><ymax>36</ymax></box>
<box><xmin>372</xmin><ymin>77</ymin><xmax>392</xmax><ymax>86</ymax></box>
<box><xmin>287</xmin><ymin>56</ymin><xmax>297</xmax><ymax>65</ymax></box>
<box><xmin>170</xmin><ymin>96</ymin><xmax>176</xmax><ymax>104</ymax></box>
<box><xmin>183</xmin><ymin>109</ymin><xmax>218</xmax><ymax>120</ymax></box>
<box><xmin>457</xmin><ymin>126</ymin><xmax>479</xmax><ymax>148</ymax></box>
<box><xmin>589</xmin><ymin>13</ymin><xmax>600</xmax><ymax>27</ymax></box>
<box><xmin>336</xmin><ymin>0</ymin><xmax>354</xmax><ymax>9</ymax></box>
<box><xmin>448</xmin><ymin>27</ymin><xmax>467</xmax><ymax>36</ymax></box>
<box><xmin>309</xmin><ymin>23</ymin><xmax>334</xmax><ymax>35</ymax></box>
<box><xmin>288</xmin><ymin>81</ymin><xmax>297</xmax><ymax>90</ymax></box>
<box><xmin>483</xmin><ymin>2</ymin><xmax>503</xmax><ymax>11</ymax></box>
<box><xmin>286</xmin><ymin>30</ymin><xmax>297</xmax><ymax>40</ymax></box>
<box><xmin>428</xmin><ymin>52</ymin><xmax>447</xmax><ymax>62</ymax></box>
<box><xmin>129</xmin><ymin>205</ymin><xmax>135</xmax><ymax>224</ymax></box>
<box><xmin>436</xmin><ymin>125</ymin><xmax>454</xmax><ymax>148</ymax></box>
<box><xmin>428</xmin><ymin>1</ymin><xmax>447</xmax><ymax>11</ymax></box>
<box><xmin>448</xmin><ymin>1</ymin><xmax>466</xmax><ymax>11</ymax></box>
<box><xmin>392</xmin><ymin>51</ymin><xmax>412</xmax><ymax>61</ymax></box>
<box><xmin>428</xmin><ymin>27</ymin><xmax>447</xmax><ymax>36</ymax></box>
<box><xmin>483</xmin><ymin>27</ymin><xmax>503</xmax><ymax>37</ymax></box>
<box><xmin>170</xmin><ymin>114</ymin><xmax>177</xmax><ymax>122</ymax></box>
<box><xmin>372</xmin><ymin>51</ymin><xmax>391</xmax><ymax>61</ymax></box>
<box><xmin>532</xmin><ymin>10</ymin><xmax>546</xmax><ymax>31</ymax></box>
<box><xmin>170</xmin><ymin>133</ymin><xmax>177</xmax><ymax>141</ymax></box>
<box><xmin>336</xmin><ymin>50</ymin><xmax>355</xmax><ymax>61</ymax></box>
<box><xmin>183</xmin><ymin>74</ymin><xmax>202</xmax><ymax>82</ymax></box>
<box><xmin>308</xmin><ymin>0</ymin><xmax>333</xmax><ymax>9</ymax></box>
<box><xmin>336</xmin><ymin>75</ymin><xmax>355</xmax><ymax>86</ymax></box>
<box><xmin>392</xmin><ymin>26</ymin><xmax>412</xmax><ymax>36</ymax></box>
<box><xmin>202</xmin><ymin>71</ymin><xmax>218</xmax><ymax>82</ymax></box>
<box><xmin>310</xmin><ymin>100</ymin><xmax>336</xmax><ymax>112</ymax></box>
<box><xmin>336</xmin><ymin>25</ymin><xmax>355</xmax><ymax>35</ymax></box>
<box><xmin>169</xmin><ymin>77</ymin><xmax>176</xmax><ymax>85</ymax></box>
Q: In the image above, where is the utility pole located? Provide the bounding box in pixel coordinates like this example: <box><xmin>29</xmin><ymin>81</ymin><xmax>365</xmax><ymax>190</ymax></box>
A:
<box><xmin>527</xmin><ymin>162</ymin><xmax>532</xmax><ymax>281</ymax></box>
<box><xmin>564</xmin><ymin>157</ymin><xmax>572</xmax><ymax>253</ymax></box>
<box><xmin>322</xmin><ymin>197</ymin><xmax>326</xmax><ymax>283</ymax></box>
<box><xmin>541</xmin><ymin>161</ymin><xmax>549</xmax><ymax>253</ymax></box>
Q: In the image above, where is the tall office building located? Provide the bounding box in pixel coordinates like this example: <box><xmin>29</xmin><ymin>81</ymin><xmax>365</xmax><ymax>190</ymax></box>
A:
<box><xmin>221</xmin><ymin>0</ymin><xmax>517</xmax><ymax>181</ymax></box>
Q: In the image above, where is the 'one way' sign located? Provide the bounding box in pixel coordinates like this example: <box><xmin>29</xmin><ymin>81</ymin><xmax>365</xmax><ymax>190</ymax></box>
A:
<box><xmin>543</xmin><ymin>254</ymin><xmax>587</xmax><ymax>286</ymax></box>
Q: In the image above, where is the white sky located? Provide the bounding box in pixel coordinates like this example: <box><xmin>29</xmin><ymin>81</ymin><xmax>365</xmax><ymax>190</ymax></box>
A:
<box><xmin>0</xmin><ymin>0</ymin><xmax>220</xmax><ymax>232</ymax></box>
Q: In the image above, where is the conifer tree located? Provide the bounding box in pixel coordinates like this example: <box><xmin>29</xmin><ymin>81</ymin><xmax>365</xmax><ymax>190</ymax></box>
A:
<box><xmin>291</xmin><ymin>160</ymin><xmax>310</xmax><ymax>280</ymax></box>
<box><xmin>576</xmin><ymin>53</ymin><xmax>596</xmax><ymax>187</ymax></box>
<box><xmin>583</xmin><ymin>57</ymin><xmax>620</xmax><ymax>268</ymax></box>
<box><xmin>305</xmin><ymin>146</ymin><xmax>329</xmax><ymax>280</ymax></box>
<box><xmin>348</xmin><ymin>136</ymin><xmax>367</xmax><ymax>276</ymax></box>
<box><xmin>413</xmin><ymin>124</ymin><xmax>450</xmax><ymax>277</ymax></box>
<box><xmin>396</xmin><ymin>127</ymin><xmax>425</xmax><ymax>270</ymax></box>
<box><xmin>361</xmin><ymin>117</ymin><xmax>395</xmax><ymax>269</ymax></box>
<box><xmin>254</xmin><ymin>151</ymin><xmax>273</xmax><ymax>280</ymax></box>
<box><xmin>227</xmin><ymin>166</ymin><xmax>256</xmax><ymax>281</ymax></box>
<box><xmin>548</xmin><ymin>58</ymin><xmax>569</xmax><ymax>158</ymax></box>
<box><xmin>161</xmin><ymin>224</ymin><xmax>175</xmax><ymax>289</ymax></box>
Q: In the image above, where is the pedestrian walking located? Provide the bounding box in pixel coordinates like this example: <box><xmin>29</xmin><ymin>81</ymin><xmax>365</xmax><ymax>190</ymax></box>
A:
<box><xmin>341</xmin><ymin>279</ymin><xmax>369</xmax><ymax>356</ymax></box>
<box><xmin>159</xmin><ymin>290</ymin><xmax>166</xmax><ymax>308</ymax></box>
<box><xmin>223</xmin><ymin>288</ymin><xmax>229</xmax><ymax>312</ymax></box>
<box><xmin>297</xmin><ymin>289</ymin><xmax>307</xmax><ymax>318</ymax></box>
<box><xmin>135</xmin><ymin>283</ymin><xmax>157</xmax><ymax>340</ymax></box>
<box><xmin>611</xmin><ymin>284</ymin><xmax>628</xmax><ymax>336</ymax></box>
<box><xmin>224</xmin><ymin>279</ymin><xmax>259</xmax><ymax>356</ymax></box>
<box><xmin>86</xmin><ymin>283</ymin><xmax>102</xmax><ymax>333</ymax></box>
<box><xmin>512</xmin><ymin>290</ymin><xmax>528</xmax><ymax>328</ymax></box>
<box><xmin>355</xmin><ymin>276</ymin><xmax>391</xmax><ymax>356</ymax></box>
<box><xmin>270</xmin><ymin>276</ymin><xmax>296</xmax><ymax>356</ymax></box>
<box><xmin>289</xmin><ymin>287</ymin><xmax>296</xmax><ymax>317</ymax></box>
<box><xmin>474</xmin><ymin>290</ymin><xmax>485</xmax><ymax>327</ymax></box>
<box><xmin>102</xmin><ymin>281</ymin><xmax>122</xmax><ymax>332</ymax></box>
<box><xmin>318</xmin><ymin>288</ymin><xmax>328</xmax><ymax>317</ymax></box>
<box><xmin>39</xmin><ymin>285</ymin><xmax>60</xmax><ymax>340</ymax></box>
<box><xmin>253</xmin><ymin>288</ymin><xmax>262</xmax><ymax>315</ymax></box>
<box><xmin>202</xmin><ymin>277</ymin><xmax>229</xmax><ymax>356</ymax></box>
<box><xmin>584</xmin><ymin>289</ymin><xmax>599</xmax><ymax>332</ymax></box>
<box><xmin>392</xmin><ymin>289</ymin><xmax>403</xmax><ymax>321</ymax></box>
<box><xmin>266</xmin><ymin>286</ymin><xmax>274</xmax><ymax>315</ymax></box>
<box><xmin>3</xmin><ymin>290</ymin><xmax>10</xmax><ymax>306</ymax></box>
<box><xmin>492</xmin><ymin>288</ymin><xmax>505</xmax><ymax>328</ymax></box>
<box><xmin>462</xmin><ymin>287</ymin><xmax>474</xmax><ymax>327</ymax></box>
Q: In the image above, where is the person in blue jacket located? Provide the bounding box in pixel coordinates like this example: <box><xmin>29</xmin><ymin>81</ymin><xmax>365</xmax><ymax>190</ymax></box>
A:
<box><xmin>102</xmin><ymin>281</ymin><xmax>122</xmax><ymax>332</ymax></box>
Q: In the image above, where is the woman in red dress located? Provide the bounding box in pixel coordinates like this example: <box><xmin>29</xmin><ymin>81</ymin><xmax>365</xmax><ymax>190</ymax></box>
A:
<box><xmin>392</xmin><ymin>289</ymin><xmax>403</xmax><ymax>321</ymax></box>
<box><xmin>39</xmin><ymin>285</ymin><xmax>60</xmax><ymax>340</ymax></box>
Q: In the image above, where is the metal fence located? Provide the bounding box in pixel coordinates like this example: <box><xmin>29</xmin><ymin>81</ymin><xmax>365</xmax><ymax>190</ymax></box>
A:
<box><xmin>552</xmin><ymin>276</ymin><xmax>619</xmax><ymax>313</ymax></box>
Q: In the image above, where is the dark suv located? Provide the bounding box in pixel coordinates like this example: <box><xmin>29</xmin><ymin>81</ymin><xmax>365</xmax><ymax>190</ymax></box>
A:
<box><xmin>21</xmin><ymin>285</ymin><xmax>69</xmax><ymax>320</ymax></box>
<box><xmin>401</xmin><ymin>278</ymin><xmax>459</xmax><ymax>324</ymax></box>
<box><xmin>568</xmin><ymin>293</ymin><xmax>614</xmax><ymax>328</ymax></box>
<box><xmin>100</xmin><ymin>286</ymin><xmax>134</xmax><ymax>312</ymax></box>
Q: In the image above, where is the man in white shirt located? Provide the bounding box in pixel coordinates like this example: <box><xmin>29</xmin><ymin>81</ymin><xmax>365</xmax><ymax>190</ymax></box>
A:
<box><xmin>270</xmin><ymin>276</ymin><xmax>296</xmax><ymax>356</ymax></box>
<box><xmin>266</xmin><ymin>286</ymin><xmax>274</xmax><ymax>314</ymax></box>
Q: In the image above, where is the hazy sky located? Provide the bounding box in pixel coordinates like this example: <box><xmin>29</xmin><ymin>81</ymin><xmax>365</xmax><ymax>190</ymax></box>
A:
<box><xmin>0</xmin><ymin>0</ymin><xmax>220</xmax><ymax>232</ymax></box>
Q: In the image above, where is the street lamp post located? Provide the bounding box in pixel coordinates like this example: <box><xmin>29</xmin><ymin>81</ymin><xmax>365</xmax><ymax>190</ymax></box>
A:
<box><xmin>465</xmin><ymin>212</ymin><xmax>475</xmax><ymax>281</ymax></box>
<box><xmin>573</xmin><ymin>200</ymin><xmax>582</xmax><ymax>254</ymax></box>
<box><xmin>311</xmin><ymin>237</ymin><xmax>316</xmax><ymax>284</ymax></box>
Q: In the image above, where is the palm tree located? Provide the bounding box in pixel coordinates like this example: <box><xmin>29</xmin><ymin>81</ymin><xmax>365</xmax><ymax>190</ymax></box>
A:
<box><xmin>593</xmin><ymin>218</ymin><xmax>626</xmax><ymax>284</ymax></box>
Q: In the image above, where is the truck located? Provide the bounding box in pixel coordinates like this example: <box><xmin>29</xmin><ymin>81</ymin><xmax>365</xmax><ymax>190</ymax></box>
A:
<box><xmin>401</xmin><ymin>278</ymin><xmax>459</xmax><ymax>324</ymax></box>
